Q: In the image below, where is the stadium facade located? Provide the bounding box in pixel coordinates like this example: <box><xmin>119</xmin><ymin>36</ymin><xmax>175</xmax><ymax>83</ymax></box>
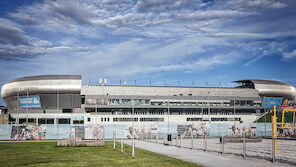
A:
<box><xmin>1</xmin><ymin>75</ymin><xmax>296</xmax><ymax>126</ymax></box>
<box><xmin>1</xmin><ymin>75</ymin><xmax>296</xmax><ymax>140</ymax></box>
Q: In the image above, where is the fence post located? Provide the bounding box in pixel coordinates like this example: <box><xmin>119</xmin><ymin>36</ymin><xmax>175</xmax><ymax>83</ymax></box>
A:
<box><xmin>132</xmin><ymin>141</ymin><xmax>135</xmax><ymax>158</ymax></box>
<box><xmin>204</xmin><ymin>135</ymin><xmax>207</xmax><ymax>151</ymax></box>
<box><xmin>243</xmin><ymin>136</ymin><xmax>246</xmax><ymax>158</ymax></box>
<box><xmin>121</xmin><ymin>138</ymin><xmax>124</xmax><ymax>153</ymax></box>
<box><xmin>180</xmin><ymin>134</ymin><xmax>183</xmax><ymax>148</ymax></box>
<box><xmin>142</xmin><ymin>132</ymin><xmax>144</xmax><ymax>141</ymax></box>
<box><xmin>221</xmin><ymin>136</ymin><xmax>224</xmax><ymax>154</ymax></box>
<box><xmin>150</xmin><ymin>132</ymin><xmax>152</xmax><ymax>142</ymax></box>
<box><xmin>191</xmin><ymin>133</ymin><xmax>194</xmax><ymax>149</ymax></box>
<box><xmin>113</xmin><ymin>130</ymin><xmax>116</xmax><ymax>149</ymax></box>
<box><xmin>272</xmin><ymin>138</ymin><xmax>275</xmax><ymax>163</ymax></box>
<box><xmin>37</xmin><ymin>123</ymin><xmax>39</xmax><ymax>142</ymax></box>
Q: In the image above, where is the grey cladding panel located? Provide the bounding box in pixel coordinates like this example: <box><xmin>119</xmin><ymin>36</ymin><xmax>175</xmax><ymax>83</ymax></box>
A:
<box><xmin>40</xmin><ymin>94</ymin><xmax>81</xmax><ymax>109</ymax></box>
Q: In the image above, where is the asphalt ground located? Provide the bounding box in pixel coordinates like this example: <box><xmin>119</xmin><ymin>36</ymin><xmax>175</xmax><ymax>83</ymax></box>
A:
<box><xmin>125</xmin><ymin>140</ymin><xmax>295</xmax><ymax>167</ymax></box>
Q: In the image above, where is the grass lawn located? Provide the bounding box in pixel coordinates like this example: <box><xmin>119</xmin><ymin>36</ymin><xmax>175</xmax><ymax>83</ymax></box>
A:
<box><xmin>0</xmin><ymin>141</ymin><xmax>202</xmax><ymax>167</ymax></box>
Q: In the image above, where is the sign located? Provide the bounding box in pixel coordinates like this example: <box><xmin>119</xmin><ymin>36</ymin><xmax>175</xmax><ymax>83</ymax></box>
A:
<box><xmin>18</xmin><ymin>95</ymin><xmax>41</xmax><ymax>108</ymax></box>
<box><xmin>261</xmin><ymin>97</ymin><xmax>283</xmax><ymax>109</ymax></box>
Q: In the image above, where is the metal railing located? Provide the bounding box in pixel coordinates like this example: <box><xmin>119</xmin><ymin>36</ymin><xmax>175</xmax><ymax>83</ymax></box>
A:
<box><xmin>141</xmin><ymin>132</ymin><xmax>296</xmax><ymax>166</ymax></box>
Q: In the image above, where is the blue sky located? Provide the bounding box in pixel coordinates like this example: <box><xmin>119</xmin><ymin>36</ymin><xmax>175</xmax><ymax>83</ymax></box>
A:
<box><xmin>0</xmin><ymin>0</ymin><xmax>296</xmax><ymax>106</ymax></box>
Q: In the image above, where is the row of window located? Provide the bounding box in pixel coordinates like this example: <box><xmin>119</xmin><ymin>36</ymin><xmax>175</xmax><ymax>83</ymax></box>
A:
<box><xmin>151</xmin><ymin>100</ymin><xmax>260</xmax><ymax>107</ymax></box>
<box><xmin>85</xmin><ymin>108</ymin><xmax>257</xmax><ymax>115</ymax></box>
<box><xmin>84</xmin><ymin>98</ymin><xmax>261</xmax><ymax>107</ymax></box>
<box><xmin>18</xmin><ymin>118</ymin><xmax>71</xmax><ymax>124</ymax></box>
<box><xmin>186</xmin><ymin>117</ymin><xmax>241</xmax><ymax>122</ymax></box>
<box><xmin>113</xmin><ymin>118</ymin><xmax>164</xmax><ymax>122</ymax></box>
<box><xmin>113</xmin><ymin>118</ymin><xmax>138</xmax><ymax>122</ymax></box>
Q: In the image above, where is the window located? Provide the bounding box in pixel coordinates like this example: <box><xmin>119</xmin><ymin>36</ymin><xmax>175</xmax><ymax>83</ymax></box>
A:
<box><xmin>211</xmin><ymin>118</ymin><xmax>227</xmax><ymax>121</ymax></box>
<box><xmin>81</xmin><ymin>95</ymin><xmax>85</xmax><ymax>104</ymax></box>
<box><xmin>101</xmin><ymin>118</ymin><xmax>103</xmax><ymax>122</ymax></box>
<box><xmin>87</xmin><ymin>117</ymin><xmax>91</xmax><ymax>122</ymax></box>
<box><xmin>47</xmin><ymin>119</ymin><xmax>54</xmax><ymax>124</ymax></box>
<box><xmin>19</xmin><ymin>118</ymin><xmax>26</xmax><ymax>124</ymax></box>
<box><xmin>58</xmin><ymin>118</ymin><xmax>70</xmax><ymax>124</ymax></box>
<box><xmin>139</xmin><ymin>118</ymin><xmax>164</xmax><ymax>122</ymax></box>
<box><xmin>62</xmin><ymin>109</ymin><xmax>72</xmax><ymax>113</ymax></box>
<box><xmin>39</xmin><ymin>119</ymin><xmax>54</xmax><ymax>124</ymax></box>
<box><xmin>145</xmin><ymin>99</ymin><xmax>150</xmax><ymax>105</ymax></box>
<box><xmin>73</xmin><ymin>120</ymin><xmax>84</xmax><ymax>124</ymax></box>
<box><xmin>86</xmin><ymin>108</ymin><xmax>95</xmax><ymax>113</ymax></box>
<box><xmin>122</xmin><ymin>99</ymin><xmax>131</xmax><ymax>105</ymax></box>
<box><xmin>187</xmin><ymin>118</ymin><xmax>202</xmax><ymax>121</ymax></box>
<box><xmin>28</xmin><ymin>118</ymin><xmax>36</xmax><ymax>123</ymax></box>
<box><xmin>113</xmin><ymin>118</ymin><xmax>138</xmax><ymax>122</ymax></box>
<box><xmin>247</xmin><ymin>101</ymin><xmax>253</xmax><ymax>106</ymax></box>
<box><xmin>39</xmin><ymin>119</ymin><xmax>46</xmax><ymax>124</ymax></box>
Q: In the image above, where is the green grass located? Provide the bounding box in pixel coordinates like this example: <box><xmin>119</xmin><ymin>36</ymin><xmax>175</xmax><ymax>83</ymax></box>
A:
<box><xmin>256</xmin><ymin>112</ymin><xmax>295</xmax><ymax>123</ymax></box>
<box><xmin>0</xmin><ymin>141</ymin><xmax>202</xmax><ymax>167</ymax></box>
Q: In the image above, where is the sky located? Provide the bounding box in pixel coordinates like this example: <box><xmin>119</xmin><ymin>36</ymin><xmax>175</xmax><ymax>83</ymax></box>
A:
<box><xmin>0</xmin><ymin>0</ymin><xmax>296</xmax><ymax>106</ymax></box>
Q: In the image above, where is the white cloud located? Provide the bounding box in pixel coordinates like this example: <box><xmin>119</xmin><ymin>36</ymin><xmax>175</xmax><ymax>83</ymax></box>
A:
<box><xmin>224</xmin><ymin>0</ymin><xmax>287</xmax><ymax>10</ymax></box>
<box><xmin>0</xmin><ymin>18</ymin><xmax>31</xmax><ymax>45</ymax></box>
<box><xmin>283</xmin><ymin>50</ymin><xmax>296</xmax><ymax>60</ymax></box>
<box><xmin>0</xmin><ymin>0</ymin><xmax>295</xmax><ymax>78</ymax></box>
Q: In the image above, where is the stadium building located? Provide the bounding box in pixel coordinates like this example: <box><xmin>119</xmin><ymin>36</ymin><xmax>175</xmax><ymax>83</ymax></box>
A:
<box><xmin>1</xmin><ymin>75</ymin><xmax>295</xmax><ymax>127</ymax></box>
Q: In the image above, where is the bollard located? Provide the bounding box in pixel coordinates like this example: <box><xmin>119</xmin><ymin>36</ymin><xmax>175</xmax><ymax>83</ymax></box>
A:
<box><xmin>191</xmin><ymin>133</ymin><xmax>194</xmax><ymax>149</ymax></box>
<box><xmin>272</xmin><ymin>138</ymin><xmax>275</xmax><ymax>163</ymax></box>
<box><xmin>121</xmin><ymin>138</ymin><xmax>124</xmax><ymax>153</ymax></box>
<box><xmin>243</xmin><ymin>136</ymin><xmax>246</xmax><ymax>158</ymax></box>
<box><xmin>156</xmin><ymin>132</ymin><xmax>159</xmax><ymax>144</ymax></box>
<box><xmin>132</xmin><ymin>141</ymin><xmax>135</xmax><ymax>158</ymax></box>
<box><xmin>113</xmin><ymin>130</ymin><xmax>116</xmax><ymax>149</ymax></box>
<box><xmin>221</xmin><ymin>136</ymin><xmax>224</xmax><ymax>154</ymax></box>
<box><xmin>180</xmin><ymin>134</ymin><xmax>183</xmax><ymax>148</ymax></box>
<box><xmin>204</xmin><ymin>135</ymin><xmax>207</xmax><ymax>151</ymax></box>
<box><xmin>176</xmin><ymin>135</ymin><xmax>178</xmax><ymax>147</ymax></box>
<box><xmin>146</xmin><ymin>132</ymin><xmax>148</xmax><ymax>141</ymax></box>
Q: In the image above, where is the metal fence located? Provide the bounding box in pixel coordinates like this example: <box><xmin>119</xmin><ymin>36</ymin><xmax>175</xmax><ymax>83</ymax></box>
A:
<box><xmin>140</xmin><ymin>132</ymin><xmax>296</xmax><ymax>166</ymax></box>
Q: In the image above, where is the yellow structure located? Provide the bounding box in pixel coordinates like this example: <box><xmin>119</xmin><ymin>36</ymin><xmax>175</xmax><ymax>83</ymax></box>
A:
<box><xmin>273</xmin><ymin>105</ymin><xmax>296</xmax><ymax>155</ymax></box>
<box><xmin>272</xmin><ymin>105</ymin><xmax>277</xmax><ymax>154</ymax></box>
<box><xmin>281</xmin><ymin>107</ymin><xmax>296</xmax><ymax>129</ymax></box>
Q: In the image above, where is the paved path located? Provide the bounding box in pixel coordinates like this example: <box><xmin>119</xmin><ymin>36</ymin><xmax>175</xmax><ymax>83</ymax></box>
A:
<box><xmin>126</xmin><ymin>140</ymin><xmax>294</xmax><ymax>167</ymax></box>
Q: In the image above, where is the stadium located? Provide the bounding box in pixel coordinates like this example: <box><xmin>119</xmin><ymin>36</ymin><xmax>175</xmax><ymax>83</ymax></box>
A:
<box><xmin>1</xmin><ymin>75</ymin><xmax>296</xmax><ymax>139</ymax></box>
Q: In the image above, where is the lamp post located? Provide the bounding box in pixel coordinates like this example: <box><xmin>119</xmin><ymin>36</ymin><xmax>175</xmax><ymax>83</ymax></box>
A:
<box><xmin>26</xmin><ymin>89</ymin><xmax>29</xmax><ymax>124</ymax></box>
<box><xmin>167</xmin><ymin>103</ymin><xmax>170</xmax><ymax>141</ymax></box>
<box><xmin>234</xmin><ymin>92</ymin><xmax>236</xmax><ymax>129</ymax></box>
<box><xmin>132</xmin><ymin>99</ymin><xmax>135</xmax><ymax>158</ymax></box>
<box><xmin>208</xmin><ymin>91</ymin><xmax>210</xmax><ymax>123</ymax></box>
<box><xmin>201</xmin><ymin>90</ymin><xmax>204</xmax><ymax>125</ymax></box>
<box><xmin>17</xmin><ymin>92</ymin><xmax>19</xmax><ymax>141</ymax></box>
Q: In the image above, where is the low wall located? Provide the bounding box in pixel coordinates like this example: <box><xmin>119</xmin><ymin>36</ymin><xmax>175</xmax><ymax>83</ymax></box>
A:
<box><xmin>0</xmin><ymin>123</ymin><xmax>295</xmax><ymax>140</ymax></box>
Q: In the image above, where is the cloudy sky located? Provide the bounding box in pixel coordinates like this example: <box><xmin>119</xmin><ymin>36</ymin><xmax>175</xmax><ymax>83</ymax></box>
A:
<box><xmin>0</xmin><ymin>0</ymin><xmax>296</xmax><ymax>105</ymax></box>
